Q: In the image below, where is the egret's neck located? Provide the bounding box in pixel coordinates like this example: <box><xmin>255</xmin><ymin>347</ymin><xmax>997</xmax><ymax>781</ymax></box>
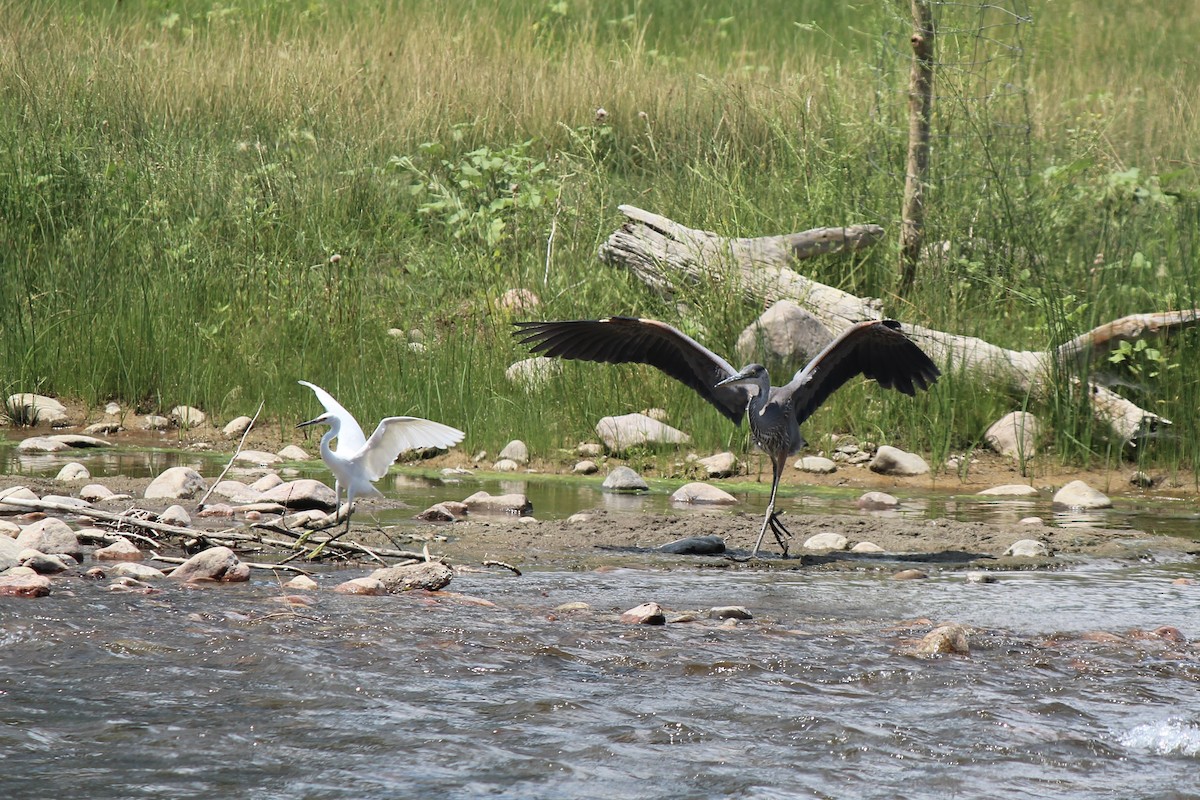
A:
<box><xmin>319</xmin><ymin>417</ymin><xmax>341</xmax><ymax>459</ymax></box>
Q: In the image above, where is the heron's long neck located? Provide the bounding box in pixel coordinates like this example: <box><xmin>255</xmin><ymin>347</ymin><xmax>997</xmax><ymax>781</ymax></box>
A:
<box><xmin>746</xmin><ymin>373</ymin><xmax>772</xmax><ymax>417</ymax></box>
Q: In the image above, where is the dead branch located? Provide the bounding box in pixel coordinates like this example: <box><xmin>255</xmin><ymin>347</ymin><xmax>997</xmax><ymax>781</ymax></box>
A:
<box><xmin>150</xmin><ymin>554</ymin><xmax>313</xmax><ymax>575</ymax></box>
<box><xmin>197</xmin><ymin>400</ymin><xmax>265</xmax><ymax>508</ymax></box>
<box><xmin>598</xmin><ymin>205</ymin><xmax>1196</xmax><ymax>442</ymax></box>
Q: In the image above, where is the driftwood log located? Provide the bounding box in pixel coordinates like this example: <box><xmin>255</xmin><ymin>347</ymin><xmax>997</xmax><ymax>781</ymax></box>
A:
<box><xmin>598</xmin><ymin>205</ymin><xmax>1197</xmax><ymax>442</ymax></box>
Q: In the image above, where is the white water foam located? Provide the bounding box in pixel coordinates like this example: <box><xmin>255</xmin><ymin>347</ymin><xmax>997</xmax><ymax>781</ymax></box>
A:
<box><xmin>1119</xmin><ymin>718</ymin><xmax>1200</xmax><ymax>756</ymax></box>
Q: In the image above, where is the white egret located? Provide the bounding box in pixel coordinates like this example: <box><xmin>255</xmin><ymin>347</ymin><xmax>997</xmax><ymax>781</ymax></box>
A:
<box><xmin>296</xmin><ymin>380</ymin><xmax>465</xmax><ymax>538</ymax></box>
<box><xmin>514</xmin><ymin>317</ymin><xmax>939</xmax><ymax>557</ymax></box>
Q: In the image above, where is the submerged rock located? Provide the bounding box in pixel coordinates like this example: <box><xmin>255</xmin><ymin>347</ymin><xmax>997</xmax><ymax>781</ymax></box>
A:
<box><xmin>917</xmin><ymin>624</ymin><xmax>971</xmax><ymax>655</ymax></box>
<box><xmin>602</xmin><ymin>466</ymin><xmax>648</xmax><ymax>493</ymax></box>
<box><xmin>93</xmin><ymin>537</ymin><xmax>143</xmax><ymax>561</ymax></box>
<box><xmin>670</xmin><ymin>482</ymin><xmax>737</xmax><ymax>505</ymax></box>
<box><xmin>1004</xmin><ymin>539</ymin><xmax>1051</xmax><ymax>558</ymax></box>
<box><xmin>370</xmin><ymin>561</ymin><xmax>453</xmax><ymax>593</ymax></box>
<box><xmin>857</xmin><ymin>491</ymin><xmax>899</xmax><ymax>510</ymax></box>
<box><xmin>168</xmin><ymin>546</ymin><xmax>250</xmax><ymax>583</ymax></box>
<box><xmin>1052</xmin><ymin>480</ymin><xmax>1112</xmax><ymax>510</ymax></box>
<box><xmin>620</xmin><ymin>602</ymin><xmax>666</xmax><ymax>625</ymax></box>
<box><xmin>0</xmin><ymin>569</ymin><xmax>52</xmax><ymax>598</ymax></box>
<box><xmin>977</xmin><ymin>484</ymin><xmax>1039</xmax><ymax>497</ymax></box>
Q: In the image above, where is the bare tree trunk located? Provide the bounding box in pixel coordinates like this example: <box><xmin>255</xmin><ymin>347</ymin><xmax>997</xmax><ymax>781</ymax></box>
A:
<box><xmin>899</xmin><ymin>0</ymin><xmax>936</xmax><ymax>296</ymax></box>
<box><xmin>598</xmin><ymin>205</ymin><xmax>1190</xmax><ymax>442</ymax></box>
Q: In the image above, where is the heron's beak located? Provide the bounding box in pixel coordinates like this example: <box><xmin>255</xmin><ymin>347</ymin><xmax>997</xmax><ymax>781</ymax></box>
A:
<box><xmin>296</xmin><ymin>415</ymin><xmax>323</xmax><ymax>430</ymax></box>
<box><xmin>715</xmin><ymin>369</ymin><xmax>752</xmax><ymax>388</ymax></box>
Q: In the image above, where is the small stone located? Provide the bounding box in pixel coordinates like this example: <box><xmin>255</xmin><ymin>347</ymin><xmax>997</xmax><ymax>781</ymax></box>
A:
<box><xmin>197</xmin><ymin>504</ymin><xmax>234</xmax><ymax>518</ymax></box>
<box><xmin>670</xmin><ymin>482</ymin><xmax>737</xmax><ymax>505</ymax></box>
<box><xmin>0</xmin><ymin>571</ymin><xmax>52</xmax><ymax>597</ymax></box>
<box><xmin>554</xmin><ymin>601</ymin><xmax>590</xmax><ymax>613</ymax></box>
<box><xmin>211</xmin><ymin>480</ymin><xmax>263</xmax><ymax>503</ymax></box>
<box><xmin>602</xmin><ymin>466</ymin><xmax>648</xmax><ymax>493</ymax></box>
<box><xmin>83</xmin><ymin>566</ymin><xmax>106</xmax><ymax>579</ymax></box>
<box><xmin>285</xmin><ymin>575</ymin><xmax>319</xmax><ymax>591</ymax></box>
<box><xmin>55</xmin><ymin>462</ymin><xmax>91</xmax><ymax>482</ymax></box>
<box><xmin>1129</xmin><ymin>471</ymin><xmax>1156</xmax><ymax>489</ymax></box>
<box><xmin>334</xmin><ymin>577</ymin><xmax>387</xmax><ymax>595</ymax></box>
<box><xmin>370</xmin><ymin>561</ymin><xmax>453</xmax><ymax>593</ymax></box>
<box><xmin>965</xmin><ymin>571</ymin><xmax>997</xmax><ymax>584</ymax></box>
<box><xmin>493</xmin><ymin>458</ymin><xmax>520</xmax><ymax>472</ymax></box>
<box><xmin>498</xmin><ymin>440</ymin><xmax>529</xmax><ymax>464</ymax></box>
<box><xmin>709</xmin><ymin>606</ymin><xmax>752</xmax><ymax>620</ymax></box>
<box><xmin>916</xmin><ymin>624</ymin><xmax>971</xmax><ymax>655</ymax></box>
<box><xmin>461</xmin><ymin>491</ymin><xmax>531</xmax><ymax>515</ymax></box>
<box><xmin>697</xmin><ymin>452</ymin><xmax>738</xmax><ymax>478</ymax></box>
<box><xmin>159</xmin><ymin>505</ymin><xmax>191</xmax><ymax>527</ymax></box>
<box><xmin>170</xmin><ymin>405</ymin><xmax>207</xmax><ymax>428</ymax></box>
<box><xmin>857</xmin><ymin>491</ymin><xmax>899</xmax><ymax>510</ymax></box>
<box><xmin>577</xmin><ymin>442</ymin><xmax>603</xmax><ymax>458</ymax></box>
<box><xmin>505</xmin><ymin>357</ymin><xmax>561</xmax><ymax>390</ymax></box>
<box><xmin>21</xmin><ymin>551</ymin><xmax>70</xmax><ymax>574</ymax></box>
<box><xmin>110</xmin><ymin>562</ymin><xmax>167</xmax><ymax>580</ymax></box>
<box><xmin>795</xmin><ymin>456</ymin><xmax>836</xmax><ymax>474</ymax></box>
<box><xmin>803</xmin><ymin>532</ymin><xmax>849</xmax><ymax>551</ymax></box>
<box><xmin>16</xmin><ymin>517</ymin><xmax>81</xmax><ymax>558</ymax></box>
<box><xmin>573</xmin><ymin>460</ymin><xmax>599</xmax><ymax>475</ymax></box>
<box><xmin>868</xmin><ymin>445</ymin><xmax>930</xmax><ymax>476</ymax></box>
<box><xmin>1019</xmin><ymin>516</ymin><xmax>1044</xmax><ymax>526</ymax></box>
<box><xmin>892</xmin><ymin>569</ymin><xmax>929</xmax><ymax>581</ymax></box>
<box><xmin>141</xmin><ymin>414</ymin><xmax>170</xmax><ymax>431</ymax></box>
<box><xmin>658</xmin><ymin>535</ymin><xmax>725</xmax><ymax>555</ymax></box>
<box><xmin>84</xmin><ymin>422</ymin><xmax>123</xmax><ymax>435</ymax></box>
<box><xmin>850</xmin><ymin>541</ymin><xmax>885</xmax><ymax>553</ymax></box>
<box><xmin>497</xmin><ymin>288</ymin><xmax>540</xmax><ymax>314</ymax></box>
<box><xmin>250</xmin><ymin>473</ymin><xmax>284</xmax><ymax>493</ymax></box>
<box><xmin>416</xmin><ymin>503</ymin><xmax>462</xmax><ymax>522</ymax></box>
<box><xmin>222</xmin><ymin>416</ymin><xmax>254</xmax><ymax>438</ymax></box>
<box><xmin>168</xmin><ymin>546</ymin><xmax>250</xmax><ymax>582</ymax></box>
<box><xmin>78</xmin><ymin>484</ymin><xmax>115</xmax><ymax>502</ymax></box>
<box><xmin>620</xmin><ymin>602</ymin><xmax>666</xmax><ymax>625</ymax></box>
<box><xmin>1004</xmin><ymin>539</ymin><xmax>1050</xmax><ymax>558</ymax></box>
<box><xmin>567</xmin><ymin>513</ymin><xmax>592</xmax><ymax>523</ymax></box>
<box><xmin>277</xmin><ymin>445</ymin><xmax>310</xmax><ymax>461</ymax></box>
<box><xmin>976</xmin><ymin>484</ymin><xmax>1039</xmax><ymax>497</ymax></box>
<box><xmin>93</xmin><ymin>537</ymin><xmax>142</xmax><ymax>561</ymax></box>
<box><xmin>234</xmin><ymin>450</ymin><xmax>283</xmax><ymax>466</ymax></box>
<box><xmin>984</xmin><ymin>411</ymin><xmax>1042</xmax><ymax>459</ymax></box>
<box><xmin>103</xmin><ymin>402</ymin><xmax>122</xmax><ymax>416</ymax></box>
<box><xmin>1052</xmin><ymin>480</ymin><xmax>1112</xmax><ymax>509</ymax></box>
<box><xmin>145</xmin><ymin>467</ymin><xmax>207</xmax><ymax>500</ymax></box>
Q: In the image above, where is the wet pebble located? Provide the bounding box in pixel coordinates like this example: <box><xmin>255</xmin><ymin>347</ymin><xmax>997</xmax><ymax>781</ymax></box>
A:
<box><xmin>276</xmin><ymin>445</ymin><xmax>310</xmax><ymax>461</ymax></box>
<box><xmin>709</xmin><ymin>606</ymin><xmax>753</xmax><ymax>620</ymax></box>
<box><xmin>168</xmin><ymin>546</ymin><xmax>250</xmax><ymax>583</ymax></box>
<box><xmin>334</xmin><ymin>577</ymin><xmax>387</xmax><ymax>596</ymax></box>
<box><xmin>567</xmin><ymin>513</ymin><xmax>592</xmax><ymax>523</ymax></box>
<box><xmin>573</xmin><ymin>460</ymin><xmax>599</xmax><ymax>475</ymax></box>
<box><xmin>1004</xmin><ymin>539</ymin><xmax>1050</xmax><ymax>558</ymax></box>
<box><xmin>493</xmin><ymin>458</ymin><xmax>520</xmax><ymax>472</ymax></box>
<box><xmin>697</xmin><ymin>451</ymin><xmax>737</xmax><ymax>478</ymax></box>
<box><xmin>21</xmin><ymin>551</ymin><xmax>70</xmax><ymax>574</ymax></box>
<box><xmin>1019</xmin><ymin>516</ymin><xmax>1044</xmax><ymax>526</ymax></box>
<box><xmin>260</xmin><ymin>479</ymin><xmax>336</xmax><ymax>510</ymax></box>
<box><xmin>93</xmin><ymin>538</ymin><xmax>142</xmax><ymax>561</ymax></box>
<box><xmin>160</xmin><ymin>505</ymin><xmax>192</xmax><ymax>526</ymax></box>
<box><xmin>803</xmin><ymin>532</ymin><xmax>849</xmax><ymax>551</ymax></box>
<box><xmin>850</xmin><ymin>541</ymin><xmax>885</xmax><ymax>553</ymax></box>
<box><xmin>461</xmin><ymin>491</ymin><xmax>531</xmax><ymax>515</ymax></box>
<box><xmin>670</xmin><ymin>482</ymin><xmax>737</xmax><ymax>505</ymax></box>
<box><xmin>0</xmin><ymin>569</ymin><xmax>52</xmax><ymax>597</ymax></box>
<box><xmin>554</xmin><ymin>601</ymin><xmax>590</xmax><ymax>613</ymax></box>
<box><xmin>145</xmin><ymin>467</ymin><xmax>207</xmax><ymax>500</ymax></box>
<box><xmin>869</xmin><ymin>445</ymin><xmax>930</xmax><ymax>476</ymax></box>
<box><xmin>620</xmin><ymin>602</ymin><xmax>666</xmax><ymax>625</ymax></box>
<box><xmin>916</xmin><ymin>624</ymin><xmax>971</xmax><ymax>655</ymax></box>
<box><xmin>976</xmin><ymin>484</ymin><xmax>1039</xmax><ymax>497</ymax></box>
<box><xmin>794</xmin><ymin>456</ymin><xmax>836</xmax><ymax>474</ymax></box>
<box><xmin>79</xmin><ymin>484</ymin><xmax>115</xmax><ymax>502</ymax></box>
<box><xmin>142</xmin><ymin>414</ymin><xmax>170</xmax><ymax>430</ymax></box>
<box><xmin>1052</xmin><ymin>480</ymin><xmax>1112</xmax><ymax>510</ymax></box>
<box><xmin>222</xmin><ymin>416</ymin><xmax>254</xmax><ymax>438</ymax></box>
<box><xmin>16</xmin><ymin>517</ymin><xmax>81</xmax><ymax>559</ymax></box>
<box><xmin>857</xmin><ymin>491</ymin><xmax>899</xmax><ymax>510</ymax></box>
<box><xmin>965</xmin><ymin>571</ymin><xmax>997</xmax><ymax>583</ymax></box>
<box><xmin>197</xmin><ymin>504</ymin><xmax>234</xmax><ymax>518</ymax></box>
<box><xmin>893</xmin><ymin>569</ymin><xmax>929</xmax><ymax>581</ymax></box>
<box><xmin>111</xmin><ymin>562</ymin><xmax>167</xmax><ymax>580</ymax></box>
<box><xmin>416</xmin><ymin>503</ymin><xmax>461</xmax><ymax>522</ymax></box>
<box><xmin>285</xmin><ymin>575</ymin><xmax>319</xmax><ymax>591</ymax></box>
<box><xmin>658</xmin><ymin>535</ymin><xmax>725</xmax><ymax>555</ymax></box>
<box><xmin>370</xmin><ymin>561</ymin><xmax>453</xmax><ymax>593</ymax></box>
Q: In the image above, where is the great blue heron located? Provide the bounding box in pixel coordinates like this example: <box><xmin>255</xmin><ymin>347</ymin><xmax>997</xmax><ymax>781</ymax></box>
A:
<box><xmin>513</xmin><ymin>317</ymin><xmax>940</xmax><ymax>556</ymax></box>
<box><xmin>297</xmin><ymin>380</ymin><xmax>465</xmax><ymax>540</ymax></box>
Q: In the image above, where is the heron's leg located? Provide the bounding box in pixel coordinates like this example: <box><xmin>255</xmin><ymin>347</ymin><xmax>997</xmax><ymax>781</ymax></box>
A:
<box><xmin>751</xmin><ymin>460</ymin><xmax>790</xmax><ymax>557</ymax></box>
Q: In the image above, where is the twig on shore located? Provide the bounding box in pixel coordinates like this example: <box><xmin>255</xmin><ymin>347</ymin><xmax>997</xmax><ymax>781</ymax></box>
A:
<box><xmin>482</xmin><ymin>560</ymin><xmax>522</xmax><ymax>576</ymax></box>
<box><xmin>150</xmin><ymin>553</ymin><xmax>313</xmax><ymax>575</ymax></box>
<box><xmin>196</xmin><ymin>400</ymin><xmax>265</xmax><ymax>509</ymax></box>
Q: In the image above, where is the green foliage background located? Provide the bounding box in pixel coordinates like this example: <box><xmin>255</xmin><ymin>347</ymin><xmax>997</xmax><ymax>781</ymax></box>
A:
<box><xmin>2</xmin><ymin>0</ymin><xmax>1197</xmax><ymax>478</ymax></box>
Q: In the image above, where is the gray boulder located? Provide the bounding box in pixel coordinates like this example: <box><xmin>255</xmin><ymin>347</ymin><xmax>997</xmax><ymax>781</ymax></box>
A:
<box><xmin>498</xmin><ymin>439</ymin><xmax>529</xmax><ymax>464</ymax></box>
<box><xmin>0</xmin><ymin>486</ymin><xmax>39</xmax><ymax>513</ymax></box>
<box><xmin>795</xmin><ymin>456</ymin><xmax>837</xmax><ymax>474</ymax></box>
<box><xmin>168</xmin><ymin>546</ymin><xmax>250</xmax><ymax>582</ymax></box>
<box><xmin>505</xmin><ymin>357</ymin><xmax>562</xmax><ymax>390</ymax></box>
<box><xmin>5</xmin><ymin>393</ymin><xmax>68</xmax><ymax>426</ymax></box>
<box><xmin>370</xmin><ymin>561</ymin><xmax>453</xmax><ymax>593</ymax></box>
<box><xmin>222</xmin><ymin>416</ymin><xmax>254</xmax><ymax>438</ymax></box>
<box><xmin>734</xmin><ymin>301</ymin><xmax>833</xmax><ymax>371</ymax></box>
<box><xmin>1052</xmin><ymin>480</ymin><xmax>1112</xmax><ymax>509</ymax></box>
<box><xmin>985</xmin><ymin>411</ymin><xmax>1042</xmax><ymax>459</ymax></box>
<box><xmin>596</xmin><ymin>413</ymin><xmax>690</xmax><ymax>452</ymax></box>
<box><xmin>697</xmin><ymin>451</ymin><xmax>738</xmax><ymax>478</ymax></box>
<box><xmin>15</xmin><ymin>517</ymin><xmax>81</xmax><ymax>558</ymax></box>
<box><xmin>56</xmin><ymin>462</ymin><xmax>91</xmax><ymax>481</ymax></box>
<box><xmin>260</xmin><ymin>479</ymin><xmax>337</xmax><ymax>510</ymax></box>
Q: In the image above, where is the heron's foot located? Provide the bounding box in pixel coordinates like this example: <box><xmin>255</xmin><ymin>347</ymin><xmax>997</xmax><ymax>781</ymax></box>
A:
<box><xmin>768</xmin><ymin>512</ymin><xmax>791</xmax><ymax>558</ymax></box>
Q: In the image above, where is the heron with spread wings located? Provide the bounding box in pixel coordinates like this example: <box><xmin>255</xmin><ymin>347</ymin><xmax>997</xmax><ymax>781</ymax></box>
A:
<box><xmin>514</xmin><ymin>317</ymin><xmax>940</xmax><ymax>557</ymax></box>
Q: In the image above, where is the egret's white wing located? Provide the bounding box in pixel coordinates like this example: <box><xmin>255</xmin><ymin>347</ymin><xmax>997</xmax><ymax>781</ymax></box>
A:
<box><xmin>356</xmin><ymin>416</ymin><xmax>466</xmax><ymax>481</ymax></box>
<box><xmin>298</xmin><ymin>380</ymin><xmax>368</xmax><ymax>454</ymax></box>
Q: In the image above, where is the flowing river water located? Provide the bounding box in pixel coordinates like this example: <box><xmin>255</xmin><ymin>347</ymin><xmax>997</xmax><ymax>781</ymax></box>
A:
<box><xmin>2</xmin><ymin>442</ymin><xmax>1200</xmax><ymax>798</ymax></box>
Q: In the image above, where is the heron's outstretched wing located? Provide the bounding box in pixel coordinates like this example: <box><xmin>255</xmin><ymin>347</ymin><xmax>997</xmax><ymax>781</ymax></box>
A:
<box><xmin>513</xmin><ymin>317</ymin><xmax>749</xmax><ymax>424</ymax></box>
<box><xmin>356</xmin><ymin>416</ymin><xmax>466</xmax><ymax>482</ymax></box>
<box><xmin>780</xmin><ymin>320</ymin><xmax>940</xmax><ymax>425</ymax></box>
<box><xmin>298</xmin><ymin>380</ymin><xmax>368</xmax><ymax>454</ymax></box>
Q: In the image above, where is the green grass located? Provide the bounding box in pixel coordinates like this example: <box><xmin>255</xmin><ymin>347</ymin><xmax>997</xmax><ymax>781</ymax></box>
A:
<box><xmin>2</xmin><ymin>0</ymin><xmax>1199</xmax><ymax>477</ymax></box>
